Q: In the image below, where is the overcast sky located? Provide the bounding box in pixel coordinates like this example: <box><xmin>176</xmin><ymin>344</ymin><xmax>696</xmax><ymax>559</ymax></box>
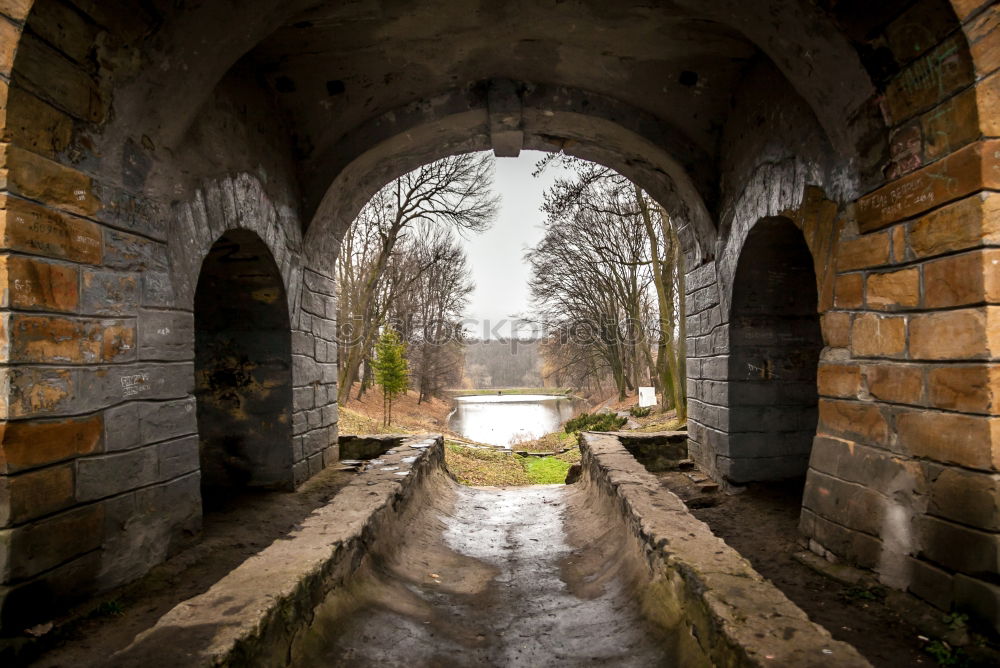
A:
<box><xmin>459</xmin><ymin>151</ymin><xmax>569</xmax><ymax>340</ymax></box>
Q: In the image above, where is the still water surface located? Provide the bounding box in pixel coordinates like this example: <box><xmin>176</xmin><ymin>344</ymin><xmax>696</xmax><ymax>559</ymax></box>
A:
<box><xmin>448</xmin><ymin>394</ymin><xmax>578</xmax><ymax>447</ymax></box>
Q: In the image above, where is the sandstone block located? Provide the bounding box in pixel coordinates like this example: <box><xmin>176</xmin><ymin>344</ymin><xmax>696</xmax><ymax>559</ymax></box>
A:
<box><xmin>103</xmin><ymin>229</ymin><xmax>168</xmax><ymax>272</ymax></box>
<box><xmin>0</xmin><ymin>463</ymin><xmax>74</xmax><ymax>526</ymax></box>
<box><xmin>921</xmin><ymin>86</ymin><xmax>979</xmax><ymax>161</ymax></box>
<box><xmin>866</xmin><ymin>268</ymin><xmax>920</xmax><ymax>309</ymax></box>
<box><xmin>858</xmin><ymin>141</ymin><xmax>1000</xmax><ymax>233</ymax></box>
<box><xmin>817</xmin><ymin>363</ymin><xmax>861</xmax><ymax>398</ymax></box>
<box><xmin>810</xmin><ymin>436</ymin><xmax>925</xmax><ymax>494</ymax></box>
<box><xmin>919</xmin><ymin>515</ymin><xmax>1000</xmax><ymax>575</ymax></box>
<box><xmin>8</xmin><ymin>314</ymin><xmax>135</xmax><ymax>364</ymax></box>
<box><xmin>924</xmin><ymin>248</ymin><xmax>1000</xmax><ymax>308</ymax></box>
<box><xmin>157</xmin><ymin>435</ymin><xmax>199</xmax><ymax>482</ymax></box>
<box><xmin>0</xmin><ymin>503</ymin><xmax>103</xmax><ymax>581</ymax></box>
<box><xmin>928</xmin><ymin>364</ymin><xmax>1000</xmax><ymax>413</ymax></box>
<box><xmin>80</xmin><ymin>268</ymin><xmax>138</xmax><ymax>315</ymax></box>
<box><xmin>0</xmin><ymin>414</ymin><xmax>101</xmax><ymax>473</ymax></box>
<box><xmin>969</xmin><ymin>5</ymin><xmax>1000</xmax><ymax>76</ymax></box>
<box><xmin>0</xmin><ymin>254</ymin><xmax>79</xmax><ymax>312</ymax></box>
<box><xmin>3</xmin><ymin>88</ymin><xmax>74</xmax><ymax>159</ymax></box>
<box><xmin>803</xmin><ymin>470</ymin><xmax>883</xmax><ymax>536</ymax></box>
<box><xmin>821</xmin><ymin>312</ymin><xmax>851</xmax><ymax>348</ymax></box>
<box><xmin>897</xmin><ymin>409</ymin><xmax>1000</xmax><ymax>470</ymax></box>
<box><xmin>76</xmin><ymin>362</ymin><xmax>193</xmax><ymax>413</ymax></box>
<box><xmin>800</xmin><ymin>505</ymin><xmax>882</xmax><ymax>570</ymax></box>
<box><xmin>863</xmin><ymin>363</ymin><xmax>924</xmax><ymax>405</ymax></box>
<box><xmin>137</xmin><ymin>309</ymin><xmax>193</xmax><ymax>361</ymax></box>
<box><xmin>13</xmin><ymin>34</ymin><xmax>106</xmax><ymax>124</ymax></box>
<box><xmin>5</xmin><ymin>366</ymin><xmax>74</xmax><ymax>418</ymax></box>
<box><xmin>0</xmin><ymin>0</ymin><xmax>33</xmax><ymax>21</ymax></box>
<box><xmin>0</xmin><ymin>16</ymin><xmax>17</xmax><ymax>77</ymax></box>
<box><xmin>906</xmin><ymin>557</ymin><xmax>954</xmax><ymax>611</ymax></box>
<box><xmin>4</xmin><ymin>145</ymin><xmax>100</xmax><ymax>216</ymax></box>
<box><xmin>834</xmin><ymin>273</ymin><xmax>864</xmax><ymax>309</ymax></box>
<box><xmin>929</xmin><ymin>466</ymin><xmax>1000</xmax><ymax>531</ymax></box>
<box><xmin>909</xmin><ymin>306</ymin><xmax>1000</xmax><ymax>360</ymax></box>
<box><xmin>908</xmin><ymin>192</ymin><xmax>1000</xmax><ymax>259</ymax></box>
<box><xmin>836</xmin><ymin>232</ymin><xmax>890</xmax><ymax>272</ymax></box>
<box><xmin>0</xmin><ymin>195</ymin><xmax>102</xmax><ymax>264</ymax></box>
<box><xmin>76</xmin><ymin>446</ymin><xmax>158</xmax><ymax>502</ymax></box>
<box><xmin>850</xmin><ymin>313</ymin><xmax>907</xmax><ymax>358</ymax></box>
<box><xmin>885</xmin><ymin>33</ymin><xmax>974</xmax><ymax>124</ymax></box>
<box><xmin>954</xmin><ymin>575</ymin><xmax>1000</xmax><ymax>634</ymax></box>
<box><xmin>818</xmin><ymin>398</ymin><xmax>890</xmax><ymax>446</ymax></box>
<box><xmin>139</xmin><ymin>398</ymin><xmax>196</xmax><ymax>445</ymax></box>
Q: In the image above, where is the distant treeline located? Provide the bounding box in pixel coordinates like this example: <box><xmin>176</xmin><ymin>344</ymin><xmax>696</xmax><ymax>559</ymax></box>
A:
<box><xmin>462</xmin><ymin>339</ymin><xmax>544</xmax><ymax>389</ymax></box>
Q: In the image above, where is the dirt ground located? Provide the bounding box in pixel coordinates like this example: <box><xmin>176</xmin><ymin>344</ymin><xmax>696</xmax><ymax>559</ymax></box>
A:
<box><xmin>14</xmin><ymin>467</ymin><xmax>354</xmax><ymax>668</ymax></box>
<box><xmin>655</xmin><ymin>474</ymin><xmax>998</xmax><ymax>668</ymax></box>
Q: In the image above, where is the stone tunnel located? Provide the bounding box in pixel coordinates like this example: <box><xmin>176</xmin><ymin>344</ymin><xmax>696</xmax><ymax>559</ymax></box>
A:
<box><xmin>0</xmin><ymin>0</ymin><xmax>998</xmax><ymax>637</ymax></box>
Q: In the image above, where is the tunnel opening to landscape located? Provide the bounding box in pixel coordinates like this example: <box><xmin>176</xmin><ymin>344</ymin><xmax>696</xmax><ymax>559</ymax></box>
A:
<box><xmin>194</xmin><ymin>230</ymin><xmax>295</xmax><ymax>504</ymax></box>
<box><xmin>726</xmin><ymin>217</ymin><xmax>823</xmax><ymax>488</ymax></box>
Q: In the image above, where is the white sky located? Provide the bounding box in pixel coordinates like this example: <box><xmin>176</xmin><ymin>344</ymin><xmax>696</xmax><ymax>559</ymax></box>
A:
<box><xmin>459</xmin><ymin>151</ymin><xmax>569</xmax><ymax>340</ymax></box>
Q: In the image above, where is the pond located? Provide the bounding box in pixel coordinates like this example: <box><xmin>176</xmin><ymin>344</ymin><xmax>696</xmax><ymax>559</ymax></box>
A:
<box><xmin>448</xmin><ymin>394</ymin><xmax>580</xmax><ymax>447</ymax></box>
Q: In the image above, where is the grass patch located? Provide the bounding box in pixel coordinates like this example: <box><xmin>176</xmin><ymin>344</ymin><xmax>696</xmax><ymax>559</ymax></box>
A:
<box><xmin>565</xmin><ymin>412</ymin><xmax>627</xmax><ymax>433</ymax></box>
<box><xmin>445</xmin><ymin>443</ymin><xmax>532</xmax><ymax>486</ymax></box>
<box><xmin>522</xmin><ymin>456</ymin><xmax>572</xmax><ymax>484</ymax></box>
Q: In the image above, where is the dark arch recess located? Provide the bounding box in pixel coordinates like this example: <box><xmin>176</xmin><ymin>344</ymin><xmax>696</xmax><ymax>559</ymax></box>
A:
<box><xmin>194</xmin><ymin>229</ymin><xmax>295</xmax><ymax>500</ymax></box>
<box><xmin>725</xmin><ymin>217</ymin><xmax>823</xmax><ymax>485</ymax></box>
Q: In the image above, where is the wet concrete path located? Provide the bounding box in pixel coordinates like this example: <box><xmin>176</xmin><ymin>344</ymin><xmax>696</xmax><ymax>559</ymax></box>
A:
<box><xmin>293</xmin><ymin>480</ymin><xmax>669</xmax><ymax>666</ymax></box>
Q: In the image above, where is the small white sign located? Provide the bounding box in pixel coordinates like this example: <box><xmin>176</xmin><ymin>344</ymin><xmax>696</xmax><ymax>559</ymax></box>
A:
<box><xmin>638</xmin><ymin>386</ymin><xmax>657</xmax><ymax>408</ymax></box>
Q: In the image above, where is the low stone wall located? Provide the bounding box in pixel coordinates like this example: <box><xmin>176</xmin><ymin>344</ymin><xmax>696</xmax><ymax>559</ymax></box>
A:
<box><xmin>578</xmin><ymin>432</ymin><xmax>871</xmax><ymax>667</ymax></box>
<box><xmin>109</xmin><ymin>435</ymin><xmax>444</xmax><ymax>667</ymax></box>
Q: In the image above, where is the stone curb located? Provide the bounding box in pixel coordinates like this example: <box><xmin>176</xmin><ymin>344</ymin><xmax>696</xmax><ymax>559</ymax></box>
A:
<box><xmin>579</xmin><ymin>431</ymin><xmax>872</xmax><ymax>668</ymax></box>
<box><xmin>109</xmin><ymin>435</ymin><xmax>444</xmax><ymax>667</ymax></box>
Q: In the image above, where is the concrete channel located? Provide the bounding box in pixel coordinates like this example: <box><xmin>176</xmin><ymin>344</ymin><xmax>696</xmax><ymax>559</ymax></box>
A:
<box><xmin>109</xmin><ymin>434</ymin><xmax>869</xmax><ymax>667</ymax></box>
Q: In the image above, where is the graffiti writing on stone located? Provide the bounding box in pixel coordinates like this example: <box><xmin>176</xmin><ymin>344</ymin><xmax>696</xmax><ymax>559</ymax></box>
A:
<box><xmin>121</xmin><ymin>373</ymin><xmax>150</xmax><ymax>397</ymax></box>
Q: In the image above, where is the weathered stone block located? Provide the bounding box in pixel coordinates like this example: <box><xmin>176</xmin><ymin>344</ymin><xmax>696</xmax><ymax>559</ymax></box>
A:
<box><xmin>138</xmin><ymin>309</ymin><xmax>193</xmax><ymax>361</ymax></box>
<box><xmin>157</xmin><ymin>435</ymin><xmax>199</xmax><ymax>481</ymax></box>
<box><xmin>907</xmin><ymin>556</ymin><xmax>954</xmax><ymax>611</ymax></box>
<box><xmin>0</xmin><ymin>463</ymin><xmax>74</xmax><ymax>526</ymax></box>
<box><xmin>8</xmin><ymin>315</ymin><xmax>135</xmax><ymax>364</ymax></box>
<box><xmin>0</xmin><ymin>414</ymin><xmax>101</xmax><ymax>473</ymax></box>
<box><xmin>857</xmin><ymin>140</ymin><xmax>1000</xmax><ymax>233</ymax></box>
<box><xmin>908</xmin><ymin>192</ymin><xmax>1000</xmax><ymax>259</ymax></box>
<box><xmin>103</xmin><ymin>229</ymin><xmax>168</xmax><ymax>272</ymax></box>
<box><xmin>139</xmin><ymin>398</ymin><xmax>196</xmax><ymax>445</ymax></box>
<box><xmin>863</xmin><ymin>363</ymin><xmax>924</xmax><ymax>405</ymax></box>
<box><xmin>924</xmin><ymin>248</ymin><xmax>1000</xmax><ymax>308</ymax></box>
<box><xmin>929</xmin><ymin>466</ymin><xmax>1000</xmax><ymax>531</ymax></box>
<box><xmin>954</xmin><ymin>575</ymin><xmax>1000</xmax><ymax>634</ymax></box>
<box><xmin>27</xmin><ymin>0</ymin><xmax>100</xmax><ymax>66</ymax></box>
<box><xmin>850</xmin><ymin>313</ymin><xmax>906</xmax><ymax>358</ymax></box>
<box><xmin>4</xmin><ymin>366</ymin><xmax>74</xmax><ymax>418</ymax></box>
<box><xmin>919</xmin><ymin>515</ymin><xmax>1000</xmax><ymax>575</ymax></box>
<box><xmin>809</xmin><ymin>436</ymin><xmax>924</xmax><ymax>493</ymax></box>
<box><xmin>866</xmin><ymin>268</ymin><xmax>920</xmax><ymax>309</ymax></box>
<box><xmin>897</xmin><ymin>409</ymin><xmax>1000</xmax><ymax>470</ymax></box>
<box><xmin>817</xmin><ymin>363</ymin><xmax>861</xmax><ymax>398</ymax></box>
<box><xmin>0</xmin><ymin>254</ymin><xmax>79</xmax><ymax>312</ymax></box>
<box><xmin>4</xmin><ymin>145</ymin><xmax>100</xmax><ymax>216</ymax></box>
<box><xmin>141</xmin><ymin>271</ymin><xmax>174</xmax><ymax>308</ymax></box>
<box><xmin>834</xmin><ymin>273</ymin><xmax>864</xmax><ymax>309</ymax></box>
<box><xmin>0</xmin><ymin>16</ymin><xmax>17</xmax><ymax>77</ymax></box>
<box><xmin>0</xmin><ymin>0</ymin><xmax>32</xmax><ymax>21</ymax></box>
<box><xmin>885</xmin><ymin>33</ymin><xmax>974</xmax><ymax>124</ymax></box>
<box><xmin>13</xmin><ymin>34</ymin><xmax>106</xmax><ymax>124</ymax></box>
<box><xmin>76</xmin><ymin>363</ymin><xmax>193</xmax><ymax>413</ymax></box>
<box><xmin>103</xmin><ymin>402</ymin><xmax>140</xmax><ymax>452</ymax></box>
<box><xmin>928</xmin><ymin>364</ymin><xmax>1000</xmax><ymax>413</ymax></box>
<box><xmin>803</xmin><ymin>470</ymin><xmax>884</xmax><ymax>536</ymax></box>
<box><xmin>800</xmin><ymin>506</ymin><xmax>882</xmax><ymax>570</ymax></box>
<box><xmin>818</xmin><ymin>398</ymin><xmax>890</xmax><ymax>446</ymax></box>
<box><xmin>836</xmin><ymin>232</ymin><xmax>890</xmax><ymax>272</ymax></box>
<box><xmin>80</xmin><ymin>268</ymin><xmax>139</xmax><ymax>316</ymax></box>
<box><xmin>821</xmin><ymin>312</ymin><xmax>851</xmax><ymax>348</ymax></box>
<box><xmin>0</xmin><ymin>503</ymin><xmax>103</xmax><ymax>581</ymax></box>
<box><xmin>76</xmin><ymin>446</ymin><xmax>158</xmax><ymax>502</ymax></box>
<box><xmin>0</xmin><ymin>195</ymin><xmax>102</xmax><ymax>263</ymax></box>
<box><xmin>909</xmin><ymin>306</ymin><xmax>1000</xmax><ymax>360</ymax></box>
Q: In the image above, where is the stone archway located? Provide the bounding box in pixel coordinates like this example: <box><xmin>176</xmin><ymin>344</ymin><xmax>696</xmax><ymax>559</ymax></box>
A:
<box><xmin>194</xmin><ymin>230</ymin><xmax>294</xmax><ymax>498</ymax></box>
<box><xmin>726</xmin><ymin>217</ymin><xmax>823</xmax><ymax>484</ymax></box>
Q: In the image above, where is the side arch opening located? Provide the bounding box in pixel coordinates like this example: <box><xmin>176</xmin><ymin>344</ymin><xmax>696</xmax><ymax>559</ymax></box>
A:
<box><xmin>194</xmin><ymin>230</ymin><xmax>294</xmax><ymax>504</ymax></box>
<box><xmin>726</xmin><ymin>217</ymin><xmax>823</xmax><ymax>485</ymax></box>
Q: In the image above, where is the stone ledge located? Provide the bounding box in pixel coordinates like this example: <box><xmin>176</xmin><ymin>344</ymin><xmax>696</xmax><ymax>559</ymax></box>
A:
<box><xmin>579</xmin><ymin>432</ymin><xmax>871</xmax><ymax>667</ymax></box>
<box><xmin>109</xmin><ymin>434</ymin><xmax>444</xmax><ymax>667</ymax></box>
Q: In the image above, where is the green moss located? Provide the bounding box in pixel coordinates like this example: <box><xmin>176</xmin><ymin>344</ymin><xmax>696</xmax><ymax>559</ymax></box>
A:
<box><xmin>522</xmin><ymin>456</ymin><xmax>572</xmax><ymax>484</ymax></box>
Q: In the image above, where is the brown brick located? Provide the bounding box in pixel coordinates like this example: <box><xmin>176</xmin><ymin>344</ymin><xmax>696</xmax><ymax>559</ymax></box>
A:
<box><xmin>0</xmin><ymin>254</ymin><xmax>79</xmax><ymax>312</ymax></box>
<box><xmin>850</xmin><ymin>313</ymin><xmax>907</xmax><ymax>358</ymax></box>
<box><xmin>0</xmin><ymin>195</ymin><xmax>102</xmax><ymax>264</ymax></box>
<box><xmin>2</xmin><ymin>88</ymin><xmax>74</xmax><ymax>158</ymax></box>
<box><xmin>834</xmin><ymin>273</ymin><xmax>864</xmax><ymax>308</ymax></box>
<box><xmin>857</xmin><ymin>140</ymin><xmax>1000</xmax><ymax>233</ymax></box>
<box><xmin>928</xmin><ymin>364</ymin><xmax>1000</xmax><ymax>413</ymax></box>
<box><xmin>4</xmin><ymin>145</ymin><xmax>99</xmax><ymax>217</ymax></box>
<box><xmin>0</xmin><ymin>464</ymin><xmax>74</xmax><ymax>526</ymax></box>
<box><xmin>867</xmin><ymin>268</ymin><xmax>920</xmax><ymax>309</ymax></box>
<box><xmin>0</xmin><ymin>504</ymin><xmax>103</xmax><ymax>581</ymax></box>
<box><xmin>909</xmin><ymin>306</ymin><xmax>1000</xmax><ymax>360</ymax></box>
<box><xmin>924</xmin><ymin>249</ymin><xmax>1000</xmax><ymax>308</ymax></box>
<box><xmin>929</xmin><ymin>467</ymin><xmax>1000</xmax><ymax>531</ymax></box>
<box><xmin>818</xmin><ymin>364</ymin><xmax>861</xmax><ymax>399</ymax></box>
<box><xmin>908</xmin><ymin>191</ymin><xmax>1000</xmax><ymax>259</ymax></box>
<box><xmin>822</xmin><ymin>312</ymin><xmax>852</xmax><ymax>348</ymax></box>
<box><xmin>885</xmin><ymin>33</ymin><xmax>975</xmax><ymax>124</ymax></box>
<box><xmin>897</xmin><ymin>409</ymin><xmax>1000</xmax><ymax>470</ymax></box>
<box><xmin>864</xmin><ymin>363</ymin><xmax>924</xmax><ymax>405</ymax></box>
<box><xmin>818</xmin><ymin>398</ymin><xmax>890</xmax><ymax>446</ymax></box>
<box><xmin>921</xmin><ymin>86</ymin><xmax>980</xmax><ymax>161</ymax></box>
<box><xmin>0</xmin><ymin>415</ymin><xmax>102</xmax><ymax>473</ymax></box>
<box><xmin>836</xmin><ymin>232</ymin><xmax>890</xmax><ymax>271</ymax></box>
<box><xmin>8</xmin><ymin>315</ymin><xmax>134</xmax><ymax>364</ymax></box>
